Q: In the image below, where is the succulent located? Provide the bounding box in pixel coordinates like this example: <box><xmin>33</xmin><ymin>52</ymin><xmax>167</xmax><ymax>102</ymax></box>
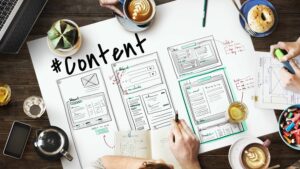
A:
<box><xmin>47</xmin><ymin>20</ymin><xmax>79</xmax><ymax>49</ymax></box>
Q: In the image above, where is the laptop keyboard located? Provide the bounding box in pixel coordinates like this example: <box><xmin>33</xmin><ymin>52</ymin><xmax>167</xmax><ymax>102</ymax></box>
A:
<box><xmin>0</xmin><ymin>0</ymin><xmax>19</xmax><ymax>30</ymax></box>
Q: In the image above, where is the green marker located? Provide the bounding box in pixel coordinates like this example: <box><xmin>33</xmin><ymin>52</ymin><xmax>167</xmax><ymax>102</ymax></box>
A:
<box><xmin>202</xmin><ymin>0</ymin><xmax>208</xmax><ymax>27</ymax></box>
<box><xmin>274</xmin><ymin>48</ymin><xmax>295</xmax><ymax>74</ymax></box>
<box><xmin>274</xmin><ymin>48</ymin><xmax>286</xmax><ymax>59</ymax></box>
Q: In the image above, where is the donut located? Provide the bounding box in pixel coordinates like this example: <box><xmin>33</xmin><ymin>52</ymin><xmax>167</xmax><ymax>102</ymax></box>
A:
<box><xmin>247</xmin><ymin>5</ymin><xmax>275</xmax><ymax>33</ymax></box>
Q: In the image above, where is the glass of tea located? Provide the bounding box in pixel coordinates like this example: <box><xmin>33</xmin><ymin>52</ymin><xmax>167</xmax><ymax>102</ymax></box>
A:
<box><xmin>227</xmin><ymin>101</ymin><xmax>248</xmax><ymax>123</ymax></box>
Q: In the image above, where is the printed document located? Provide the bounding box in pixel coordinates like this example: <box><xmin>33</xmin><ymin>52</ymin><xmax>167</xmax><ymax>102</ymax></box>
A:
<box><xmin>255</xmin><ymin>51</ymin><xmax>300</xmax><ymax>109</ymax></box>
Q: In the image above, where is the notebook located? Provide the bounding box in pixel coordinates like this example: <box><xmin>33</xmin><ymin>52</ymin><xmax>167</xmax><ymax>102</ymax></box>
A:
<box><xmin>114</xmin><ymin>128</ymin><xmax>181</xmax><ymax>169</ymax></box>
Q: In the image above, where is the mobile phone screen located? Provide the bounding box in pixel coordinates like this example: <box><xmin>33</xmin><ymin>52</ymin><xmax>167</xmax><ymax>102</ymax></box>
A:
<box><xmin>3</xmin><ymin>122</ymin><xmax>31</xmax><ymax>159</ymax></box>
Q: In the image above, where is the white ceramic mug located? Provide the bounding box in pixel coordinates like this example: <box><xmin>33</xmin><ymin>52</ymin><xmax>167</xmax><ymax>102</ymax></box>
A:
<box><xmin>229</xmin><ymin>137</ymin><xmax>271</xmax><ymax>169</ymax></box>
<box><xmin>240</xmin><ymin>139</ymin><xmax>271</xmax><ymax>169</ymax></box>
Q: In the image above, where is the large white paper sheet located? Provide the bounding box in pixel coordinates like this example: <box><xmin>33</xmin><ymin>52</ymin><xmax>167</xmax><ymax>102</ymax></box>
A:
<box><xmin>27</xmin><ymin>0</ymin><xmax>278</xmax><ymax>169</ymax></box>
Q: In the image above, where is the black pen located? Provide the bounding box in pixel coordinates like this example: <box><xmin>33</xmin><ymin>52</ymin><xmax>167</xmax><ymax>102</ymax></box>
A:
<box><xmin>173</xmin><ymin>111</ymin><xmax>179</xmax><ymax>142</ymax></box>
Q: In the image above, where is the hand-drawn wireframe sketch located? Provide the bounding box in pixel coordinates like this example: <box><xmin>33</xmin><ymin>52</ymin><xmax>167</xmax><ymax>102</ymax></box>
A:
<box><xmin>57</xmin><ymin>68</ymin><xmax>119</xmax><ymax>168</ymax></box>
<box><xmin>57</xmin><ymin>69</ymin><xmax>117</xmax><ymax>130</ymax></box>
<box><xmin>179</xmin><ymin>69</ymin><xmax>245</xmax><ymax>143</ymax></box>
<box><xmin>112</xmin><ymin>53</ymin><xmax>175</xmax><ymax>130</ymax></box>
<box><xmin>256</xmin><ymin>55</ymin><xmax>300</xmax><ymax>109</ymax></box>
<box><xmin>167</xmin><ymin>35</ymin><xmax>222</xmax><ymax>77</ymax></box>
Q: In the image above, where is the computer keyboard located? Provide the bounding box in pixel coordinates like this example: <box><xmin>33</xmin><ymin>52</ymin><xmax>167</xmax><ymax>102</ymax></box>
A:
<box><xmin>0</xmin><ymin>0</ymin><xmax>19</xmax><ymax>31</ymax></box>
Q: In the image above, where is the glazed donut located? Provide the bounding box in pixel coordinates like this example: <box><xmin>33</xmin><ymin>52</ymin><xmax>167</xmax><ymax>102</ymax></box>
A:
<box><xmin>247</xmin><ymin>5</ymin><xmax>275</xmax><ymax>33</ymax></box>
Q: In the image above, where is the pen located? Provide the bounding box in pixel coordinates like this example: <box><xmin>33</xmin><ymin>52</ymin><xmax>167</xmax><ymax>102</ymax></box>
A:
<box><xmin>173</xmin><ymin>111</ymin><xmax>179</xmax><ymax>142</ymax></box>
<box><xmin>202</xmin><ymin>0</ymin><xmax>208</xmax><ymax>27</ymax></box>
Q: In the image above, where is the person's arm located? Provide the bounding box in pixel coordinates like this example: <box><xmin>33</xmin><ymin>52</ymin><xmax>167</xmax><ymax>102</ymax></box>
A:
<box><xmin>98</xmin><ymin>0</ymin><xmax>124</xmax><ymax>17</ymax></box>
<box><xmin>99</xmin><ymin>156</ymin><xmax>148</xmax><ymax>169</ymax></box>
<box><xmin>169</xmin><ymin>119</ymin><xmax>202</xmax><ymax>169</ymax></box>
<box><xmin>270</xmin><ymin>37</ymin><xmax>300</xmax><ymax>61</ymax></box>
<box><xmin>99</xmin><ymin>156</ymin><xmax>173</xmax><ymax>169</ymax></box>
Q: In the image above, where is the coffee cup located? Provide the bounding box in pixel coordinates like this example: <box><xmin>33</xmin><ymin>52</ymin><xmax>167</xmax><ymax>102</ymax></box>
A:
<box><xmin>241</xmin><ymin>139</ymin><xmax>271</xmax><ymax>169</ymax></box>
<box><xmin>229</xmin><ymin>137</ymin><xmax>271</xmax><ymax>169</ymax></box>
<box><xmin>119</xmin><ymin>0</ymin><xmax>156</xmax><ymax>26</ymax></box>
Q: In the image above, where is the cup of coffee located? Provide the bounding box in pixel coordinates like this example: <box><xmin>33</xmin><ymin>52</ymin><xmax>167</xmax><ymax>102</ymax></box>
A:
<box><xmin>241</xmin><ymin>139</ymin><xmax>271</xmax><ymax>169</ymax></box>
<box><xmin>120</xmin><ymin>0</ymin><xmax>156</xmax><ymax>26</ymax></box>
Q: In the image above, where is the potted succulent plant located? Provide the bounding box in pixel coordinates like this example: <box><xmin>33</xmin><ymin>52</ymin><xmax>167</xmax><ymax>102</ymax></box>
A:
<box><xmin>47</xmin><ymin>19</ymin><xmax>82</xmax><ymax>57</ymax></box>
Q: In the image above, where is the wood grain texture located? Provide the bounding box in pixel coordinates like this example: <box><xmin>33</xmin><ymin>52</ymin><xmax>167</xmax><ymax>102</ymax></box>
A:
<box><xmin>0</xmin><ymin>0</ymin><xmax>299</xmax><ymax>168</ymax></box>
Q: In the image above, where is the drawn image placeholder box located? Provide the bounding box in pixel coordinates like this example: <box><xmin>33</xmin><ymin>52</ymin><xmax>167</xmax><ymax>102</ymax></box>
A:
<box><xmin>81</xmin><ymin>73</ymin><xmax>100</xmax><ymax>88</ymax></box>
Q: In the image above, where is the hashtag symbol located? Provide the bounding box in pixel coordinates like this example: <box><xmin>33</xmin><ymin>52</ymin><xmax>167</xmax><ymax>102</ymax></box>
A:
<box><xmin>51</xmin><ymin>58</ymin><xmax>62</xmax><ymax>73</ymax></box>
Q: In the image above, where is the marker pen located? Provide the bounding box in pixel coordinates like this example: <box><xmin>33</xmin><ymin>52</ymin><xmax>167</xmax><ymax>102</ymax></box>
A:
<box><xmin>286</xmin><ymin>113</ymin><xmax>300</xmax><ymax>132</ymax></box>
<box><xmin>274</xmin><ymin>48</ymin><xmax>295</xmax><ymax>74</ymax></box>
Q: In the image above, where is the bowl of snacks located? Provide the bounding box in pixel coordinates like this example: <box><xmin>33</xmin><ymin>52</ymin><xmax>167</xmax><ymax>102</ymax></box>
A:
<box><xmin>47</xmin><ymin>19</ymin><xmax>82</xmax><ymax>57</ymax></box>
<box><xmin>278</xmin><ymin>104</ymin><xmax>300</xmax><ymax>150</ymax></box>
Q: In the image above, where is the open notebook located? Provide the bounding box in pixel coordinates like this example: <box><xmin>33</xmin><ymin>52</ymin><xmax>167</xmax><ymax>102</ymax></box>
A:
<box><xmin>114</xmin><ymin>128</ymin><xmax>181</xmax><ymax>169</ymax></box>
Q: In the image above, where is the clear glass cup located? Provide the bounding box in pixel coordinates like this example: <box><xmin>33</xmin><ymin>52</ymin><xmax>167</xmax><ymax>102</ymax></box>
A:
<box><xmin>23</xmin><ymin>96</ymin><xmax>46</xmax><ymax>118</ymax></box>
<box><xmin>227</xmin><ymin>101</ymin><xmax>248</xmax><ymax>123</ymax></box>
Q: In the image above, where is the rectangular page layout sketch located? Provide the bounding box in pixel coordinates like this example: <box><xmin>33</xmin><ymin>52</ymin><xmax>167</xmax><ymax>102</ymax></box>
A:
<box><xmin>57</xmin><ymin>68</ymin><xmax>119</xmax><ymax>168</ymax></box>
<box><xmin>257</xmin><ymin>56</ymin><xmax>300</xmax><ymax>107</ymax></box>
<box><xmin>112</xmin><ymin>53</ymin><xmax>175</xmax><ymax>130</ymax></box>
<box><xmin>57</xmin><ymin>69</ymin><xmax>118</xmax><ymax>131</ymax></box>
<box><xmin>167</xmin><ymin>36</ymin><xmax>222</xmax><ymax>78</ymax></box>
<box><xmin>179</xmin><ymin>69</ymin><xmax>245</xmax><ymax>143</ymax></box>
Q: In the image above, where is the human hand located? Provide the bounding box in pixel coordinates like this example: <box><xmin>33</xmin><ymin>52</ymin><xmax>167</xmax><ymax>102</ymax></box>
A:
<box><xmin>280</xmin><ymin>59</ymin><xmax>300</xmax><ymax>93</ymax></box>
<box><xmin>169</xmin><ymin>119</ymin><xmax>201</xmax><ymax>169</ymax></box>
<box><xmin>99</xmin><ymin>0</ymin><xmax>124</xmax><ymax>17</ymax></box>
<box><xmin>270</xmin><ymin>37</ymin><xmax>300</xmax><ymax>61</ymax></box>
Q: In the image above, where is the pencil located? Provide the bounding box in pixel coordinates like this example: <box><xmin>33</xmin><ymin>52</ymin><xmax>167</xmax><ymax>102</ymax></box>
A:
<box><xmin>202</xmin><ymin>0</ymin><xmax>208</xmax><ymax>27</ymax></box>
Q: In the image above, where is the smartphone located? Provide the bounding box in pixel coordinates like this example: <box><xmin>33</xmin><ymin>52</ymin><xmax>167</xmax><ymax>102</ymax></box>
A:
<box><xmin>3</xmin><ymin>121</ymin><xmax>31</xmax><ymax>159</ymax></box>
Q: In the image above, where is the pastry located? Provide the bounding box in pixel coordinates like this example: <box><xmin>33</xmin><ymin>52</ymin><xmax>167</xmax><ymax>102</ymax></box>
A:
<box><xmin>247</xmin><ymin>5</ymin><xmax>275</xmax><ymax>33</ymax></box>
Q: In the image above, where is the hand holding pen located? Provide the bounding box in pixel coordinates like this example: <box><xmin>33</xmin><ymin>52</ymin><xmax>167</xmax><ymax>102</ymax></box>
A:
<box><xmin>169</xmin><ymin>115</ymin><xmax>201</xmax><ymax>169</ymax></box>
<box><xmin>270</xmin><ymin>38</ymin><xmax>300</xmax><ymax>62</ymax></box>
<box><xmin>270</xmin><ymin>37</ymin><xmax>300</xmax><ymax>93</ymax></box>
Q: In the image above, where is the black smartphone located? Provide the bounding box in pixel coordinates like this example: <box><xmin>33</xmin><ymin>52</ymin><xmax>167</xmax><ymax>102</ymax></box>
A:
<box><xmin>3</xmin><ymin>121</ymin><xmax>31</xmax><ymax>159</ymax></box>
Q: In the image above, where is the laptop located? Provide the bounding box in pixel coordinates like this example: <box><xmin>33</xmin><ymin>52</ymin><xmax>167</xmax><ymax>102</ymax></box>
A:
<box><xmin>0</xmin><ymin>0</ymin><xmax>47</xmax><ymax>54</ymax></box>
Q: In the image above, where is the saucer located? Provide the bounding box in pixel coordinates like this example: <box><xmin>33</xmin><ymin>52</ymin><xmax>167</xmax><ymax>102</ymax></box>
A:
<box><xmin>239</xmin><ymin>0</ymin><xmax>278</xmax><ymax>37</ymax></box>
<box><xmin>115</xmin><ymin>15</ymin><xmax>152</xmax><ymax>33</ymax></box>
<box><xmin>228</xmin><ymin>137</ymin><xmax>263</xmax><ymax>169</ymax></box>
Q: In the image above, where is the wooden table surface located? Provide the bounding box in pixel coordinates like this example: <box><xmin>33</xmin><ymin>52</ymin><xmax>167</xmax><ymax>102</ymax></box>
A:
<box><xmin>0</xmin><ymin>0</ymin><xmax>300</xmax><ymax>168</ymax></box>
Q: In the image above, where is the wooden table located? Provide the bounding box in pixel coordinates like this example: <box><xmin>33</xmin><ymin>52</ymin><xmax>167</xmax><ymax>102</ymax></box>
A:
<box><xmin>0</xmin><ymin>0</ymin><xmax>299</xmax><ymax>168</ymax></box>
